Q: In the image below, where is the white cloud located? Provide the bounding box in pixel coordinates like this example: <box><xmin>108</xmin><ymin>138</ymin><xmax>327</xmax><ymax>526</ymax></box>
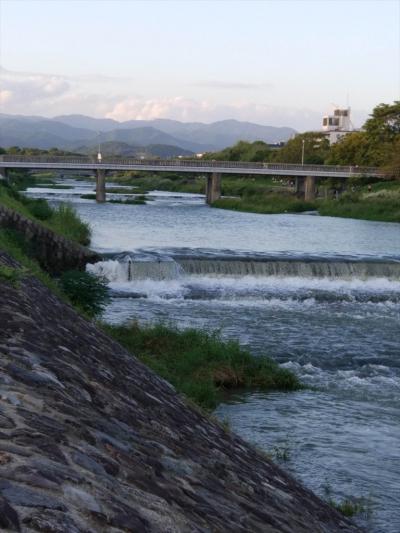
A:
<box><xmin>191</xmin><ymin>80</ymin><xmax>273</xmax><ymax>90</ymax></box>
<box><xmin>0</xmin><ymin>67</ymin><xmax>70</xmax><ymax>103</ymax></box>
<box><xmin>0</xmin><ymin>67</ymin><xmax>118</xmax><ymax>117</ymax></box>
<box><xmin>0</xmin><ymin>89</ymin><xmax>13</xmax><ymax>105</ymax></box>
<box><xmin>105</xmin><ymin>96</ymin><xmax>323</xmax><ymax>129</ymax></box>
<box><xmin>0</xmin><ymin>67</ymin><xmax>368</xmax><ymax>130</ymax></box>
<box><xmin>106</xmin><ymin>97</ymin><xmax>215</xmax><ymax>122</ymax></box>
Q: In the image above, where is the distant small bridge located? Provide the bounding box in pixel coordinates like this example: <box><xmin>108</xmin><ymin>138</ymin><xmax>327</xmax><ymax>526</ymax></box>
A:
<box><xmin>0</xmin><ymin>156</ymin><xmax>384</xmax><ymax>203</ymax></box>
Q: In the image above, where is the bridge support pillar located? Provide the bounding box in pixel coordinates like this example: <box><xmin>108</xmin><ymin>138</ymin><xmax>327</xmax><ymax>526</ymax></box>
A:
<box><xmin>206</xmin><ymin>172</ymin><xmax>221</xmax><ymax>204</ymax></box>
<box><xmin>304</xmin><ymin>176</ymin><xmax>316</xmax><ymax>201</ymax></box>
<box><xmin>96</xmin><ymin>169</ymin><xmax>106</xmax><ymax>203</ymax></box>
<box><xmin>0</xmin><ymin>168</ymin><xmax>9</xmax><ymax>182</ymax></box>
<box><xmin>294</xmin><ymin>177</ymin><xmax>304</xmax><ymax>197</ymax></box>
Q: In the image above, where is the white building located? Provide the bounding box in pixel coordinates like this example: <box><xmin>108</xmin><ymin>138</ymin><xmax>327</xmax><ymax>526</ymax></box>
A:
<box><xmin>321</xmin><ymin>107</ymin><xmax>354</xmax><ymax>144</ymax></box>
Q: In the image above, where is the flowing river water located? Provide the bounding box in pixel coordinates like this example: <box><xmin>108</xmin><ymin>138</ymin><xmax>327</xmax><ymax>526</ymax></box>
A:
<box><xmin>28</xmin><ymin>179</ymin><xmax>400</xmax><ymax>532</ymax></box>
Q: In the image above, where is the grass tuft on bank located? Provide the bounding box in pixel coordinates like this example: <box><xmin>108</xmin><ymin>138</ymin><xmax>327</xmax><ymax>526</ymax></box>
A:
<box><xmin>0</xmin><ymin>229</ymin><xmax>64</xmax><ymax>295</ymax></box>
<box><xmin>102</xmin><ymin>322</ymin><xmax>302</xmax><ymax>409</ymax></box>
<box><xmin>49</xmin><ymin>204</ymin><xmax>91</xmax><ymax>245</ymax></box>
<box><xmin>0</xmin><ymin>183</ymin><xmax>91</xmax><ymax>245</ymax></box>
<box><xmin>213</xmin><ymin>194</ymin><xmax>315</xmax><ymax>215</ymax></box>
<box><xmin>0</xmin><ymin>263</ymin><xmax>23</xmax><ymax>287</ymax></box>
<box><xmin>318</xmin><ymin>188</ymin><xmax>400</xmax><ymax>223</ymax></box>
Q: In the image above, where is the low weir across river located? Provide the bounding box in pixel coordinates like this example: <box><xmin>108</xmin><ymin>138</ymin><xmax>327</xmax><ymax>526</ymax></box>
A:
<box><xmin>0</xmin><ymin>155</ymin><xmax>383</xmax><ymax>203</ymax></box>
<box><xmin>91</xmin><ymin>252</ymin><xmax>400</xmax><ymax>282</ymax></box>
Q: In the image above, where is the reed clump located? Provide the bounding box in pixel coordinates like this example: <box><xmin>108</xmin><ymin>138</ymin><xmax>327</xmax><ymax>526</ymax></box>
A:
<box><xmin>102</xmin><ymin>322</ymin><xmax>301</xmax><ymax>409</ymax></box>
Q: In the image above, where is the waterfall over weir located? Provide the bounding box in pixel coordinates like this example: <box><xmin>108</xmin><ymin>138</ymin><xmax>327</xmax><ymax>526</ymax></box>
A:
<box><xmin>178</xmin><ymin>257</ymin><xmax>400</xmax><ymax>279</ymax></box>
<box><xmin>87</xmin><ymin>252</ymin><xmax>400</xmax><ymax>282</ymax></box>
<box><xmin>87</xmin><ymin>257</ymin><xmax>184</xmax><ymax>282</ymax></box>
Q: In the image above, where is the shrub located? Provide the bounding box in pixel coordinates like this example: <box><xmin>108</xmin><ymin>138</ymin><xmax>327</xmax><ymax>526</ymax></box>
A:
<box><xmin>26</xmin><ymin>198</ymin><xmax>53</xmax><ymax>220</ymax></box>
<box><xmin>59</xmin><ymin>270</ymin><xmax>110</xmax><ymax>317</ymax></box>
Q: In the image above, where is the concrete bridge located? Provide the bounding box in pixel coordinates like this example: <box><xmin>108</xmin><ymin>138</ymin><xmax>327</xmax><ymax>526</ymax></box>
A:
<box><xmin>0</xmin><ymin>155</ymin><xmax>383</xmax><ymax>203</ymax></box>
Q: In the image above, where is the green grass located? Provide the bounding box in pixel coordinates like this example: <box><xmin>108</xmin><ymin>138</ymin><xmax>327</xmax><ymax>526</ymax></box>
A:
<box><xmin>212</xmin><ymin>178</ymin><xmax>400</xmax><ymax>223</ymax></box>
<box><xmin>49</xmin><ymin>204</ymin><xmax>91</xmax><ymax>245</ymax></box>
<box><xmin>0</xmin><ymin>263</ymin><xmax>23</xmax><ymax>287</ymax></box>
<box><xmin>213</xmin><ymin>194</ymin><xmax>315</xmax><ymax>215</ymax></box>
<box><xmin>318</xmin><ymin>183</ymin><xmax>400</xmax><ymax>223</ymax></box>
<box><xmin>318</xmin><ymin>198</ymin><xmax>400</xmax><ymax>222</ymax></box>
<box><xmin>81</xmin><ymin>193</ymin><xmax>148</xmax><ymax>204</ymax></box>
<box><xmin>105</xmin><ymin>187</ymin><xmax>149</xmax><ymax>194</ymax></box>
<box><xmin>329</xmin><ymin>499</ymin><xmax>368</xmax><ymax>518</ymax></box>
<box><xmin>31</xmin><ymin>172</ymin><xmax>57</xmax><ymax>180</ymax></box>
<box><xmin>0</xmin><ymin>183</ymin><xmax>91</xmax><ymax>245</ymax></box>
<box><xmin>108</xmin><ymin>195</ymin><xmax>148</xmax><ymax>205</ymax></box>
<box><xmin>112</xmin><ymin>173</ymin><xmax>205</xmax><ymax>193</ymax></box>
<box><xmin>112</xmin><ymin>173</ymin><xmax>282</xmax><ymax>197</ymax></box>
<box><xmin>322</xmin><ymin>481</ymin><xmax>373</xmax><ymax>519</ymax></box>
<box><xmin>113</xmin><ymin>172</ymin><xmax>399</xmax><ymax>223</ymax></box>
<box><xmin>29</xmin><ymin>184</ymin><xmax>74</xmax><ymax>190</ymax></box>
<box><xmin>101</xmin><ymin>322</ymin><xmax>302</xmax><ymax>410</ymax></box>
<box><xmin>0</xmin><ymin>229</ymin><xmax>64</xmax><ymax>296</ymax></box>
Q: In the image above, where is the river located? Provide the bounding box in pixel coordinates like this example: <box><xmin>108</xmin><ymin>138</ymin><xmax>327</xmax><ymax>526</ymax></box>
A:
<box><xmin>27</xmin><ymin>179</ymin><xmax>400</xmax><ymax>532</ymax></box>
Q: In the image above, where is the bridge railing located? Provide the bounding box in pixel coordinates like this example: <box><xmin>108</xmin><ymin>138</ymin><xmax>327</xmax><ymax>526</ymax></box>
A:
<box><xmin>0</xmin><ymin>155</ymin><xmax>381</xmax><ymax>175</ymax></box>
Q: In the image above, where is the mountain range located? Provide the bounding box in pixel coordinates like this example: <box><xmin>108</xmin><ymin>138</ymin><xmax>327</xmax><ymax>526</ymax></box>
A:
<box><xmin>0</xmin><ymin>113</ymin><xmax>296</xmax><ymax>156</ymax></box>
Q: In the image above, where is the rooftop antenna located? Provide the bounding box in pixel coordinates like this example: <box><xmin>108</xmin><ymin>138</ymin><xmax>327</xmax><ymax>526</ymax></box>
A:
<box><xmin>345</xmin><ymin>93</ymin><xmax>356</xmax><ymax>130</ymax></box>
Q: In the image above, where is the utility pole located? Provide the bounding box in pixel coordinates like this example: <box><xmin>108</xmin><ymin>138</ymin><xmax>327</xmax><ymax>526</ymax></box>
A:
<box><xmin>301</xmin><ymin>139</ymin><xmax>305</xmax><ymax>165</ymax></box>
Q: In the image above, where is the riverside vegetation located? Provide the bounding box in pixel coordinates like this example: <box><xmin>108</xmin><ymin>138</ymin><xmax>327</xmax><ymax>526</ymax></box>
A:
<box><xmin>102</xmin><ymin>322</ymin><xmax>301</xmax><ymax>409</ymax></box>
<box><xmin>0</xmin><ymin>179</ymin><xmax>301</xmax><ymax>411</ymax></box>
<box><xmin>110</xmin><ymin>101</ymin><xmax>400</xmax><ymax>222</ymax></box>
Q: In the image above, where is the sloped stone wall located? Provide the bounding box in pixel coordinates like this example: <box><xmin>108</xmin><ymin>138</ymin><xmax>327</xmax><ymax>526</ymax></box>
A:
<box><xmin>0</xmin><ymin>250</ymin><xmax>361</xmax><ymax>532</ymax></box>
<box><xmin>0</xmin><ymin>205</ymin><xmax>100</xmax><ymax>274</ymax></box>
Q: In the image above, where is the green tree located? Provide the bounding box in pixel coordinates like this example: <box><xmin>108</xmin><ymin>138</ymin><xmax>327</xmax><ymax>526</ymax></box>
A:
<box><xmin>384</xmin><ymin>138</ymin><xmax>400</xmax><ymax>179</ymax></box>
<box><xmin>364</xmin><ymin>101</ymin><xmax>400</xmax><ymax>143</ymax></box>
<box><xmin>273</xmin><ymin>132</ymin><xmax>330</xmax><ymax>164</ymax></box>
<box><xmin>325</xmin><ymin>132</ymin><xmax>370</xmax><ymax>165</ymax></box>
<box><xmin>204</xmin><ymin>140</ymin><xmax>272</xmax><ymax>162</ymax></box>
<box><xmin>324</xmin><ymin>101</ymin><xmax>399</xmax><ymax>167</ymax></box>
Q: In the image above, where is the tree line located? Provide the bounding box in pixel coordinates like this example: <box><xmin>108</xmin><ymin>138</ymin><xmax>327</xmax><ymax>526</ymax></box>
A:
<box><xmin>204</xmin><ymin>101</ymin><xmax>400</xmax><ymax>178</ymax></box>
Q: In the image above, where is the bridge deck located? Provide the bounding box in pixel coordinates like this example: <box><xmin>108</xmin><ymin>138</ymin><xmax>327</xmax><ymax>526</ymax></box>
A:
<box><xmin>0</xmin><ymin>156</ymin><xmax>382</xmax><ymax>178</ymax></box>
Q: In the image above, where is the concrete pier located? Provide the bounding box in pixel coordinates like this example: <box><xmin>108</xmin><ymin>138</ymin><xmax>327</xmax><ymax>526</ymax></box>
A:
<box><xmin>206</xmin><ymin>172</ymin><xmax>222</xmax><ymax>204</ymax></box>
<box><xmin>304</xmin><ymin>175</ymin><xmax>317</xmax><ymax>201</ymax></box>
<box><xmin>96</xmin><ymin>169</ymin><xmax>106</xmax><ymax>203</ymax></box>
<box><xmin>294</xmin><ymin>177</ymin><xmax>303</xmax><ymax>196</ymax></box>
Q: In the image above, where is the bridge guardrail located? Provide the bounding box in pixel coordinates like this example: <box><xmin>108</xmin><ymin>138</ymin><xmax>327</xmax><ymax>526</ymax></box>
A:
<box><xmin>0</xmin><ymin>155</ymin><xmax>381</xmax><ymax>176</ymax></box>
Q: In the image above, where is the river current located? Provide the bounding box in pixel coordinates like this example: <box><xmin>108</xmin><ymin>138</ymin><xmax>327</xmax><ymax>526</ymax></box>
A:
<box><xmin>28</xmin><ymin>180</ymin><xmax>400</xmax><ymax>532</ymax></box>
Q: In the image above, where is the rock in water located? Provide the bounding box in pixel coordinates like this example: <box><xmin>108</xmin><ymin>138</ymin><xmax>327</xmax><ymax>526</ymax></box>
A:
<box><xmin>0</xmin><ymin>251</ymin><xmax>361</xmax><ymax>532</ymax></box>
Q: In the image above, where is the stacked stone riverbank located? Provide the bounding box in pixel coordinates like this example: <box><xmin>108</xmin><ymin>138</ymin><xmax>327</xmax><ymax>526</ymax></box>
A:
<box><xmin>0</xmin><ymin>251</ymin><xmax>361</xmax><ymax>532</ymax></box>
<box><xmin>0</xmin><ymin>204</ymin><xmax>100</xmax><ymax>274</ymax></box>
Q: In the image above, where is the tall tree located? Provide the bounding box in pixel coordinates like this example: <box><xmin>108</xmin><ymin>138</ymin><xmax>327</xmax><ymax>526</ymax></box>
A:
<box><xmin>273</xmin><ymin>132</ymin><xmax>330</xmax><ymax>164</ymax></box>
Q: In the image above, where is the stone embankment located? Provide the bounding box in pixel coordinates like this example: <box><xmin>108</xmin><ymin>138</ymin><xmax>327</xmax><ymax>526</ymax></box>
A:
<box><xmin>0</xmin><ymin>251</ymin><xmax>361</xmax><ymax>532</ymax></box>
<box><xmin>0</xmin><ymin>205</ymin><xmax>100</xmax><ymax>274</ymax></box>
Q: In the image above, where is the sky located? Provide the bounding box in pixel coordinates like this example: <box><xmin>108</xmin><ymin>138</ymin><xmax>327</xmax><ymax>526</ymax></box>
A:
<box><xmin>0</xmin><ymin>0</ymin><xmax>399</xmax><ymax>130</ymax></box>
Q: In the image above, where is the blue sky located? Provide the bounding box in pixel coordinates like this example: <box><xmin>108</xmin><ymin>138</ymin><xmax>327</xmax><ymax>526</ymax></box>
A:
<box><xmin>0</xmin><ymin>0</ymin><xmax>399</xmax><ymax>129</ymax></box>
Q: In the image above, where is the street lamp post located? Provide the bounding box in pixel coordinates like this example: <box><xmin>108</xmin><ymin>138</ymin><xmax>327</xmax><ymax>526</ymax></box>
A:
<box><xmin>301</xmin><ymin>139</ymin><xmax>305</xmax><ymax>166</ymax></box>
<box><xmin>97</xmin><ymin>132</ymin><xmax>102</xmax><ymax>163</ymax></box>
